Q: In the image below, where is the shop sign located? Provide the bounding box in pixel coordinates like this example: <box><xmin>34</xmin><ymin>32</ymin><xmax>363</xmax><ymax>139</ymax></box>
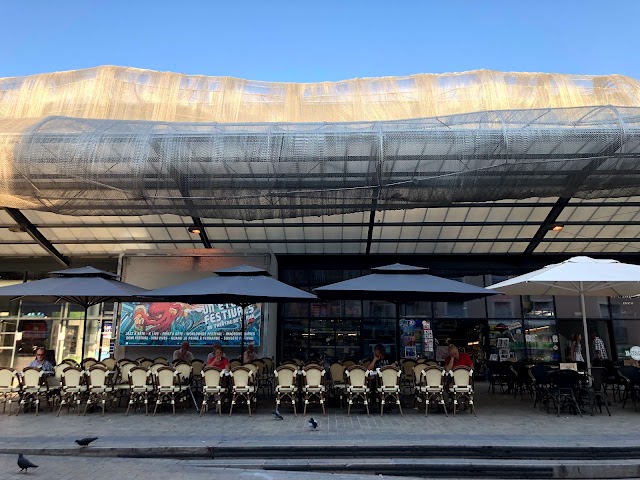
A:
<box><xmin>118</xmin><ymin>302</ymin><xmax>261</xmax><ymax>346</ymax></box>
<box><xmin>628</xmin><ymin>346</ymin><xmax>640</xmax><ymax>361</ymax></box>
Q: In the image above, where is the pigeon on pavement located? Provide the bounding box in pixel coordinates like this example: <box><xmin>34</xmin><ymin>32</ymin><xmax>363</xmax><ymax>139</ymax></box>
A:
<box><xmin>17</xmin><ymin>454</ymin><xmax>38</xmax><ymax>473</ymax></box>
<box><xmin>272</xmin><ymin>409</ymin><xmax>283</xmax><ymax>420</ymax></box>
<box><xmin>75</xmin><ymin>437</ymin><xmax>99</xmax><ymax>447</ymax></box>
<box><xmin>308</xmin><ymin>417</ymin><xmax>318</xmax><ymax>430</ymax></box>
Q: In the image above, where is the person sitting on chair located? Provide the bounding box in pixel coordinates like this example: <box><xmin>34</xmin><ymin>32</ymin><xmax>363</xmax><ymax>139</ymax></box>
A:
<box><xmin>444</xmin><ymin>344</ymin><xmax>473</xmax><ymax>372</ymax></box>
<box><xmin>207</xmin><ymin>346</ymin><xmax>229</xmax><ymax>371</ymax></box>
<box><xmin>28</xmin><ymin>347</ymin><xmax>54</xmax><ymax>374</ymax></box>
<box><xmin>367</xmin><ymin>344</ymin><xmax>392</xmax><ymax>370</ymax></box>
<box><xmin>243</xmin><ymin>344</ymin><xmax>256</xmax><ymax>363</ymax></box>
<box><xmin>172</xmin><ymin>342</ymin><xmax>194</xmax><ymax>363</ymax></box>
<box><xmin>206</xmin><ymin>343</ymin><xmax>226</xmax><ymax>364</ymax></box>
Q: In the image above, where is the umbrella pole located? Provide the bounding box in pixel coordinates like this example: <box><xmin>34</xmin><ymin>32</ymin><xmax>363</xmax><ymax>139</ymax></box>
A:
<box><xmin>579</xmin><ymin>287</ymin><xmax>592</xmax><ymax>371</ymax></box>
<box><xmin>97</xmin><ymin>318</ymin><xmax>104</xmax><ymax>361</ymax></box>
<box><xmin>240</xmin><ymin>304</ymin><xmax>246</xmax><ymax>365</ymax></box>
<box><xmin>395</xmin><ymin>303</ymin><xmax>401</xmax><ymax>364</ymax></box>
<box><xmin>81</xmin><ymin>308</ymin><xmax>88</xmax><ymax>360</ymax></box>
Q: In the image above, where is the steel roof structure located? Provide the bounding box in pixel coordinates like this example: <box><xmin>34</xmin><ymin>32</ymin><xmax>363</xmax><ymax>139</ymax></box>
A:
<box><xmin>1</xmin><ymin>68</ymin><xmax>640</xmax><ymax>266</ymax></box>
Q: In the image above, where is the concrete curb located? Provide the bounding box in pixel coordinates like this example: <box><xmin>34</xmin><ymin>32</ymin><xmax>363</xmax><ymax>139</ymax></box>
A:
<box><xmin>2</xmin><ymin>444</ymin><xmax>640</xmax><ymax>460</ymax></box>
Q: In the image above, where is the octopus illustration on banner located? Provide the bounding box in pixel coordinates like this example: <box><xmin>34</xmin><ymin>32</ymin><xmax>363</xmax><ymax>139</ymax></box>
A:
<box><xmin>118</xmin><ymin>302</ymin><xmax>261</xmax><ymax>346</ymax></box>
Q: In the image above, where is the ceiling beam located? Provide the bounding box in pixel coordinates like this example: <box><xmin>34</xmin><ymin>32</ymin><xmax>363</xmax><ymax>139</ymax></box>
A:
<box><xmin>3</xmin><ymin>208</ymin><xmax>69</xmax><ymax>267</ymax></box>
<box><xmin>365</xmin><ymin>187</ymin><xmax>380</xmax><ymax>255</ymax></box>
<box><xmin>522</xmin><ymin>197</ymin><xmax>571</xmax><ymax>255</ymax></box>
<box><xmin>0</xmin><ymin>236</ymin><xmax>637</xmax><ymax>245</ymax></box>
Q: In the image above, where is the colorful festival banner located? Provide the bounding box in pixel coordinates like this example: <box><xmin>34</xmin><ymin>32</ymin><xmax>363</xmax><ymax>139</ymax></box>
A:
<box><xmin>118</xmin><ymin>302</ymin><xmax>261</xmax><ymax>346</ymax></box>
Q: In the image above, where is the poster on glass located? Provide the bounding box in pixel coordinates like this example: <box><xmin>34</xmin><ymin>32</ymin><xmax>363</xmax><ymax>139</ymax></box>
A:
<box><xmin>118</xmin><ymin>302</ymin><xmax>261</xmax><ymax>347</ymax></box>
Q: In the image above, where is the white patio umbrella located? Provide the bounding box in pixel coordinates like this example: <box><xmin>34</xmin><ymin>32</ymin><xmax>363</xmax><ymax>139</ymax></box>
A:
<box><xmin>487</xmin><ymin>256</ymin><xmax>640</xmax><ymax>370</ymax></box>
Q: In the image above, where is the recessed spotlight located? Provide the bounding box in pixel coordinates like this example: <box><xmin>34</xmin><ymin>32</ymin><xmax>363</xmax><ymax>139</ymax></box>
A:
<box><xmin>187</xmin><ymin>225</ymin><xmax>202</xmax><ymax>235</ymax></box>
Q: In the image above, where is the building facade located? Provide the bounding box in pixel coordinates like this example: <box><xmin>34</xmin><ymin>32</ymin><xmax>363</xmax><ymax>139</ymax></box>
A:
<box><xmin>0</xmin><ymin>67</ymin><xmax>640</xmax><ymax>367</ymax></box>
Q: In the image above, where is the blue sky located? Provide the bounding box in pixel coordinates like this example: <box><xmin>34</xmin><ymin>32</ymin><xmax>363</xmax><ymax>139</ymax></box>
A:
<box><xmin>2</xmin><ymin>1</ymin><xmax>639</xmax><ymax>82</ymax></box>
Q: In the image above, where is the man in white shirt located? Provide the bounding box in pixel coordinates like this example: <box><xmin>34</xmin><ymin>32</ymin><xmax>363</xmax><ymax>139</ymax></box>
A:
<box><xmin>172</xmin><ymin>342</ymin><xmax>194</xmax><ymax>362</ymax></box>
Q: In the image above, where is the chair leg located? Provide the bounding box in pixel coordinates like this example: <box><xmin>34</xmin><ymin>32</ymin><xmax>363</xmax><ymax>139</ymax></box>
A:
<box><xmin>364</xmin><ymin>397</ymin><xmax>369</xmax><ymax>415</ymax></box>
<box><xmin>397</xmin><ymin>395</ymin><xmax>403</xmax><ymax>416</ymax></box>
<box><xmin>380</xmin><ymin>398</ymin><xmax>384</xmax><ymax>417</ymax></box>
<box><xmin>571</xmin><ymin>392</ymin><xmax>582</xmax><ymax>417</ymax></box>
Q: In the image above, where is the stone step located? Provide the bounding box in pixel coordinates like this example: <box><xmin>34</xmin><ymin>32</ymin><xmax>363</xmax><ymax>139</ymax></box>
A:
<box><xmin>188</xmin><ymin>457</ymin><xmax>640</xmax><ymax>479</ymax></box>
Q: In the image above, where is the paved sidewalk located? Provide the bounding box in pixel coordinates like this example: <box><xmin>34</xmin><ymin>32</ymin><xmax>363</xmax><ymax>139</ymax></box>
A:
<box><xmin>0</xmin><ymin>383</ymin><xmax>638</xmax><ymax>450</ymax></box>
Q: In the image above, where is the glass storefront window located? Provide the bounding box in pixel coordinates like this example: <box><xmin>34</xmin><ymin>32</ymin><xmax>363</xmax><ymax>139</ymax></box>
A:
<box><xmin>364</xmin><ymin>301</ymin><xmax>396</xmax><ymax>319</ymax></box>
<box><xmin>433</xmin><ymin>301</ymin><xmax>467</xmax><ymax>318</ymax></box>
<box><xmin>612</xmin><ymin>319</ymin><xmax>640</xmax><ymax>361</ymax></box>
<box><xmin>522</xmin><ymin>296</ymin><xmax>555</xmax><ymax>318</ymax></box>
<box><xmin>278</xmin><ymin>267</ymin><xmax>640</xmax><ymax>365</ymax></box>
<box><xmin>344</xmin><ymin>300</ymin><xmax>362</xmax><ymax>317</ymax></box>
<box><xmin>19</xmin><ymin>301</ymin><xmax>63</xmax><ymax>319</ymax></box>
<box><xmin>68</xmin><ymin>303</ymin><xmax>102</xmax><ymax>318</ymax></box>
<box><xmin>609</xmin><ymin>298</ymin><xmax>640</xmax><ymax>319</ymax></box>
<box><xmin>554</xmin><ymin>296</ymin><xmax>610</xmax><ymax>319</ymax></box>
<box><xmin>488</xmin><ymin>319</ymin><xmax>525</xmax><ymax>362</ymax></box>
<box><xmin>402</xmin><ymin>301</ymin><xmax>431</xmax><ymax>317</ymax></box>
<box><xmin>282</xmin><ymin>318</ymin><xmax>308</xmax><ymax>360</ymax></box>
<box><xmin>524</xmin><ymin>319</ymin><xmax>559</xmax><ymax>362</ymax></box>
<box><xmin>362</xmin><ymin>318</ymin><xmax>395</xmax><ymax>360</ymax></box>
<box><xmin>283</xmin><ymin>302</ymin><xmax>309</xmax><ymax>317</ymax></box>
<box><xmin>280</xmin><ymin>269</ymin><xmax>308</xmax><ymax>286</ymax></box>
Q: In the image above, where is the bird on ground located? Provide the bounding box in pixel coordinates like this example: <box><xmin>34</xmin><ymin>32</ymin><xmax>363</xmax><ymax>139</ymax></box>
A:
<box><xmin>272</xmin><ymin>409</ymin><xmax>283</xmax><ymax>420</ymax></box>
<box><xmin>17</xmin><ymin>454</ymin><xmax>38</xmax><ymax>473</ymax></box>
<box><xmin>308</xmin><ymin>417</ymin><xmax>318</xmax><ymax>430</ymax></box>
<box><xmin>75</xmin><ymin>437</ymin><xmax>99</xmax><ymax>447</ymax></box>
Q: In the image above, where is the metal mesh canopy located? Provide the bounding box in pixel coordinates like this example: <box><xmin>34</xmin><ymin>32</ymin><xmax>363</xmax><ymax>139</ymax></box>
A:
<box><xmin>0</xmin><ymin>106</ymin><xmax>640</xmax><ymax>220</ymax></box>
<box><xmin>2</xmin><ymin>66</ymin><xmax>639</xmax><ymax>123</ymax></box>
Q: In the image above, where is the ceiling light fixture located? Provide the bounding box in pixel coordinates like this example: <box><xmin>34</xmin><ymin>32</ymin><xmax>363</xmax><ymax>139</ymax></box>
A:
<box><xmin>187</xmin><ymin>225</ymin><xmax>202</xmax><ymax>235</ymax></box>
<box><xmin>550</xmin><ymin>224</ymin><xmax>564</xmax><ymax>232</ymax></box>
<box><xmin>8</xmin><ymin>224</ymin><xmax>26</xmax><ymax>233</ymax></box>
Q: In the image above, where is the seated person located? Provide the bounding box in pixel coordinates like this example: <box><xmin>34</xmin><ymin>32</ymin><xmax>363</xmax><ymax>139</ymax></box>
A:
<box><xmin>444</xmin><ymin>344</ymin><xmax>473</xmax><ymax>371</ymax></box>
<box><xmin>207</xmin><ymin>346</ymin><xmax>229</xmax><ymax>371</ymax></box>
<box><xmin>206</xmin><ymin>343</ymin><xmax>225</xmax><ymax>364</ymax></box>
<box><xmin>172</xmin><ymin>341</ymin><xmax>194</xmax><ymax>363</ymax></box>
<box><xmin>28</xmin><ymin>347</ymin><xmax>54</xmax><ymax>374</ymax></box>
<box><xmin>367</xmin><ymin>344</ymin><xmax>393</xmax><ymax>371</ymax></box>
<box><xmin>243</xmin><ymin>344</ymin><xmax>256</xmax><ymax>363</ymax></box>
